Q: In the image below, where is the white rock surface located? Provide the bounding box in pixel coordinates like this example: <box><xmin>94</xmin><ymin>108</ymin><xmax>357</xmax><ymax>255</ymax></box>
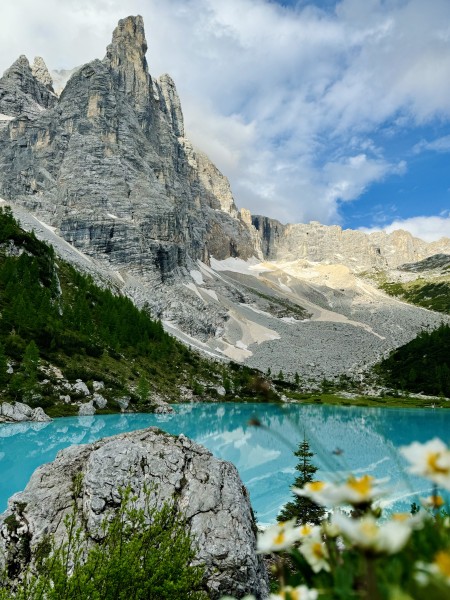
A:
<box><xmin>78</xmin><ymin>401</ymin><xmax>96</xmax><ymax>416</ymax></box>
<box><xmin>71</xmin><ymin>380</ymin><xmax>90</xmax><ymax>396</ymax></box>
<box><xmin>116</xmin><ymin>396</ymin><xmax>130</xmax><ymax>411</ymax></box>
<box><xmin>0</xmin><ymin>402</ymin><xmax>51</xmax><ymax>422</ymax></box>
<box><xmin>92</xmin><ymin>393</ymin><xmax>107</xmax><ymax>409</ymax></box>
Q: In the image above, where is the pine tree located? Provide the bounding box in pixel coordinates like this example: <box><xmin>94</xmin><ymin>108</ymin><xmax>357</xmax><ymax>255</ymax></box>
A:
<box><xmin>0</xmin><ymin>342</ymin><xmax>9</xmax><ymax>387</ymax></box>
<box><xmin>136</xmin><ymin>376</ymin><xmax>151</xmax><ymax>405</ymax></box>
<box><xmin>22</xmin><ymin>340</ymin><xmax>40</xmax><ymax>387</ymax></box>
<box><xmin>277</xmin><ymin>438</ymin><xmax>325</xmax><ymax>525</ymax></box>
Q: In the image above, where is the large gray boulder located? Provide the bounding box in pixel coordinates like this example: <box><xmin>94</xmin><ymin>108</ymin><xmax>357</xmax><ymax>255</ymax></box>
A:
<box><xmin>0</xmin><ymin>401</ymin><xmax>51</xmax><ymax>423</ymax></box>
<box><xmin>0</xmin><ymin>428</ymin><xmax>268</xmax><ymax>599</ymax></box>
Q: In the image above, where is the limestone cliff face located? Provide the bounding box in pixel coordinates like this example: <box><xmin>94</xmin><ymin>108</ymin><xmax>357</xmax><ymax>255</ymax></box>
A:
<box><xmin>255</xmin><ymin>219</ymin><xmax>450</xmax><ymax>270</ymax></box>
<box><xmin>0</xmin><ymin>15</ymin><xmax>256</xmax><ymax>282</ymax></box>
<box><xmin>252</xmin><ymin>214</ymin><xmax>286</xmax><ymax>259</ymax></box>
<box><xmin>0</xmin><ymin>55</ymin><xmax>57</xmax><ymax>119</ymax></box>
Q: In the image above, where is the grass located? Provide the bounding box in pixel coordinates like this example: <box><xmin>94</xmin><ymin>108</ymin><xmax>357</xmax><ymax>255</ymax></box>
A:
<box><xmin>282</xmin><ymin>391</ymin><xmax>450</xmax><ymax>409</ymax></box>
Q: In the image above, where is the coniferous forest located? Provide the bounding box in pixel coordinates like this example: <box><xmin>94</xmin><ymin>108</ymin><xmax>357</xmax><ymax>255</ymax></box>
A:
<box><xmin>0</xmin><ymin>207</ymin><xmax>274</xmax><ymax>415</ymax></box>
<box><xmin>376</xmin><ymin>323</ymin><xmax>450</xmax><ymax>397</ymax></box>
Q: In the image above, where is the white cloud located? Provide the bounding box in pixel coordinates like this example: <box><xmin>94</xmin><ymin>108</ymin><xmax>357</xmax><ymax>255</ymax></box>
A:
<box><xmin>360</xmin><ymin>215</ymin><xmax>450</xmax><ymax>243</ymax></box>
<box><xmin>1</xmin><ymin>0</ymin><xmax>450</xmax><ymax>230</ymax></box>
<box><xmin>413</xmin><ymin>134</ymin><xmax>450</xmax><ymax>154</ymax></box>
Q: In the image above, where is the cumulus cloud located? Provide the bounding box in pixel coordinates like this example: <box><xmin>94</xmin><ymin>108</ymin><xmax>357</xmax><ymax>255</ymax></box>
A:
<box><xmin>0</xmin><ymin>0</ymin><xmax>449</xmax><ymax>229</ymax></box>
<box><xmin>360</xmin><ymin>214</ymin><xmax>450</xmax><ymax>243</ymax></box>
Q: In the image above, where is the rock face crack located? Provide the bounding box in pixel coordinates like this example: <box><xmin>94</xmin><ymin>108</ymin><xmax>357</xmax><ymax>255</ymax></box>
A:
<box><xmin>0</xmin><ymin>428</ymin><xmax>268</xmax><ymax>599</ymax></box>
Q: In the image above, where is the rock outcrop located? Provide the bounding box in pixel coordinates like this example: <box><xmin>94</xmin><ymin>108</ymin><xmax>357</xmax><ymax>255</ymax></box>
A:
<box><xmin>0</xmin><ymin>55</ymin><xmax>56</xmax><ymax>119</ymax></box>
<box><xmin>0</xmin><ymin>15</ymin><xmax>256</xmax><ymax>288</ymax></box>
<box><xmin>258</xmin><ymin>220</ymin><xmax>450</xmax><ymax>271</ymax></box>
<box><xmin>0</xmin><ymin>402</ymin><xmax>51</xmax><ymax>423</ymax></box>
<box><xmin>0</xmin><ymin>428</ymin><xmax>268</xmax><ymax>599</ymax></box>
<box><xmin>31</xmin><ymin>57</ymin><xmax>54</xmax><ymax>92</ymax></box>
<box><xmin>252</xmin><ymin>214</ymin><xmax>286</xmax><ymax>259</ymax></box>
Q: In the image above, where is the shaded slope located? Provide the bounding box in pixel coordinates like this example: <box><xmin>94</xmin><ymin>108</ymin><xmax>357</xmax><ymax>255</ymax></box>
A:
<box><xmin>375</xmin><ymin>324</ymin><xmax>450</xmax><ymax>397</ymax></box>
<box><xmin>0</xmin><ymin>207</ymin><xmax>276</xmax><ymax>415</ymax></box>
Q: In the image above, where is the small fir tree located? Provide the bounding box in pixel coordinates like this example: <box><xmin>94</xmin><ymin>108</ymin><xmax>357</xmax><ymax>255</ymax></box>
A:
<box><xmin>22</xmin><ymin>340</ymin><xmax>40</xmax><ymax>386</ymax></box>
<box><xmin>277</xmin><ymin>438</ymin><xmax>325</xmax><ymax>525</ymax></box>
<box><xmin>0</xmin><ymin>342</ymin><xmax>9</xmax><ymax>387</ymax></box>
<box><xmin>136</xmin><ymin>376</ymin><xmax>151</xmax><ymax>405</ymax></box>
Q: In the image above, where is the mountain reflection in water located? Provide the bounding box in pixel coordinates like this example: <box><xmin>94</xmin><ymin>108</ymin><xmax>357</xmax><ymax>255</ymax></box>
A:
<box><xmin>1</xmin><ymin>403</ymin><xmax>449</xmax><ymax>523</ymax></box>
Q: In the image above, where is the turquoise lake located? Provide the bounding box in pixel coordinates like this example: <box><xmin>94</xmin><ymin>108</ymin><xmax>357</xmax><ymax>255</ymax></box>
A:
<box><xmin>1</xmin><ymin>403</ymin><xmax>449</xmax><ymax>523</ymax></box>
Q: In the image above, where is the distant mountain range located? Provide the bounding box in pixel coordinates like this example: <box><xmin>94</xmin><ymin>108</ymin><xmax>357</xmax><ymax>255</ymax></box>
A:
<box><xmin>0</xmin><ymin>15</ymin><xmax>449</xmax><ymax>383</ymax></box>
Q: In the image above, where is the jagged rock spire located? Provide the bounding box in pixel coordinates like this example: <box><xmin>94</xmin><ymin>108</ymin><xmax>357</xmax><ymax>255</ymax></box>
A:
<box><xmin>158</xmin><ymin>74</ymin><xmax>184</xmax><ymax>137</ymax></box>
<box><xmin>32</xmin><ymin>56</ymin><xmax>54</xmax><ymax>92</ymax></box>
<box><xmin>0</xmin><ymin>54</ymin><xmax>56</xmax><ymax>117</ymax></box>
<box><xmin>105</xmin><ymin>15</ymin><xmax>152</xmax><ymax>113</ymax></box>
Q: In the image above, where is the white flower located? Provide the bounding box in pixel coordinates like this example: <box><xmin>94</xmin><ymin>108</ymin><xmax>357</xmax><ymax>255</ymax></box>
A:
<box><xmin>220</xmin><ymin>596</ymin><xmax>256</xmax><ymax>600</ymax></box>
<box><xmin>270</xmin><ymin>585</ymin><xmax>319</xmax><ymax>600</ymax></box>
<box><xmin>390</xmin><ymin>511</ymin><xmax>425</xmax><ymax>530</ymax></box>
<box><xmin>299</xmin><ymin>532</ymin><xmax>330</xmax><ymax>572</ymax></box>
<box><xmin>420</xmin><ymin>494</ymin><xmax>446</xmax><ymax>509</ymax></box>
<box><xmin>415</xmin><ymin>550</ymin><xmax>450</xmax><ymax>587</ymax></box>
<box><xmin>332</xmin><ymin>513</ymin><xmax>412</xmax><ymax>555</ymax></box>
<box><xmin>294</xmin><ymin>475</ymin><xmax>386</xmax><ymax>507</ymax></box>
<box><xmin>257</xmin><ymin>520</ymin><xmax>299</xmax><ymax>553</ymax></box>
<box><xmin>221</xmin><ymin>597</ymin><xmax>256</xmax><ymax>600</ymax></box>
<box><xmin>293</xmin><ymin>481</ymin><xmax>333</xmax><ymax>507</ymax></box>
<box><xmin>296</xmin><ymin>523</ymin><xmax>321</xmax><ymax>538</ymax></box>
<box><xmin>400</xmin><ymin>438</ymin><xmax>450</xmax><ymax>490</ymax></box>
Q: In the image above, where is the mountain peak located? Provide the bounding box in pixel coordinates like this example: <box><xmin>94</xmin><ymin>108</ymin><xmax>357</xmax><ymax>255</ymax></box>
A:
<box><xmin>3</xmin><ymin>54</ymin><xmax>31</xmax><ymax>79</ymax></box>
<box><xmin>105</xmin><ymin>15</ymin><xmax>151</xmax><ymax>108</ymax></box>
<box><xmin>107</xmin><ymin>15</ymin><xmax>147</xmax><ymax>58</ymax></box>
<box><xmin>31</xmin><ymin>56</ymin><xmax>54</xmax><ymax>92</ymax></box>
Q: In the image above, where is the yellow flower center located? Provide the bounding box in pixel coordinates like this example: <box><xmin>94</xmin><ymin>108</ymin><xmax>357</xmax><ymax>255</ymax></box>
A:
<box><xmin>360</xmin><ymin>521</ymin><xmax>378</xmax><ymax>539</ymax></box>
<box><xmin>431</xmin><ymin>495</ymin><xmax>445</xmax><ymax>507</ymax></box>
<box><xmin>392</xmin><ymin>513</ymin><xmax>410</xmax><ymax>521</ymax></box>
<box><xmin>307</xmin><ymin>481</ymin><xmax>326</xmax><ymax>492</ymax></box>
<box><xmin>427</xmin><ymin>452</ymin><xmax>449</xmax><ymax>474</ymax></box>
<box><xmin>347</xmin><ymin>475</ymin><xmax>374</xmax><ymax>497</ymax></box>
<box><xmin>435</xmin><ymin>551</ymin><xmax>450</xmax><ymax>578</ymax></box>
<box><xmin>312</xmin><ymin>542</ymin><xmax>325</xmax><ymax>558</ymax></box>
<box><xmin>299</xmin><ymin>525</ymin><xmax>312</xmax><ymax>536</ymax></box>
<box><xmin>274</xmin><ymin>531</ymin><xmax>286</xmax><ymax>546</ymax></box>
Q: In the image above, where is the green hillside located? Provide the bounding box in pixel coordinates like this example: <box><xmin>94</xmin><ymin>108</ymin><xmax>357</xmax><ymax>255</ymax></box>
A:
<box><xmin>375</xmin><ymin>323</ymin><xmax>450</xmax><ymax>397</ymax></box>
<box><xmin>0</xmin><ymin>207</ymin><xmax>275</xmax><ymax>416</ymax></box>
<box><xmin>380</xmin><ymin>279</ymin><xmax>450</xmax><ymax>314</ymax></box>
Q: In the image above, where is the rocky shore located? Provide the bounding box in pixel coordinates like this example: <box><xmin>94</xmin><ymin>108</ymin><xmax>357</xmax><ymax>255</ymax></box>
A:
<box><xmin>0</xmin><ymin>401</ymin><xmax>51</xmax><ymax>423</ymax></box>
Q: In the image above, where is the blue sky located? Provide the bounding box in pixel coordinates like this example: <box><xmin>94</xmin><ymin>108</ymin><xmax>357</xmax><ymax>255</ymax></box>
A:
<box><xmin>0</xmin><ymin>0</ymin><xmax>449</xmax><ymax>241</ymax></box>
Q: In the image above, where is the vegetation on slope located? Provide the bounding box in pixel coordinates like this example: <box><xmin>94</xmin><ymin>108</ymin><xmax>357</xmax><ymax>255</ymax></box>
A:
<box><xmin>365</xmin><ymin>257</ymin><xmax>450</xmax><ymax>399</ymax></box>
<box><xmin>0</xmin><ymin>207</ymin><xmax>276</xmax><ymax>415</ymax></box>
<box><xmin>375</xmin><ymin>323</ymin><xmax>450</xmax><ymax>397</ymax></box>
<box><xmin>372</xmin><ymin>255</ymin><xmax>450</xmax><ymax>315</ymax></box>
<box><xmin>380</xmin><ymin>279</ymin><xmax>450</xmax><ymax>314</ymax></box>
<box><xmin>0</xmin><ymin>486</ymin><xmax>206</xmax><ymax>600</ymax></box>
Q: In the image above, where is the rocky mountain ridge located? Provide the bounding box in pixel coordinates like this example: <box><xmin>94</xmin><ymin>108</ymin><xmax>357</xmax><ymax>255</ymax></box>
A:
<box><xmin>252</xmin><ymin>217</ymin><xmax>450</xmax><ymax>271</ymax></box>
<box><xmin>0</xmin><ymin>15</ymin><xmax>449</xmax><ymax>382</ymax></box>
